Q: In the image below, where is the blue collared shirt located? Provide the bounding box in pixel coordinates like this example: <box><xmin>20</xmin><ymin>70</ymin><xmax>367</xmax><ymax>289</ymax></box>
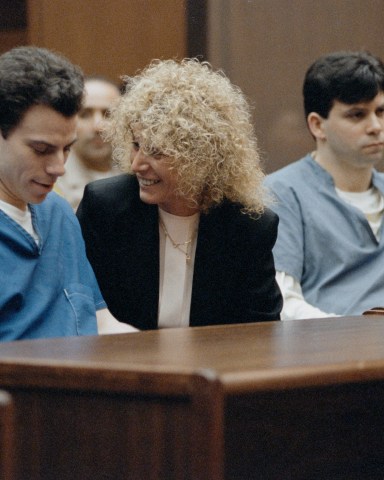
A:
<box><xmin>0</xmin><ymin>192</ymin><xmax>105</xmax><ymax>340</ymax></box>
<box><xmin>265</xmin><ymin>154</ymin><xmax>384</xmax><ymax>315</ymax></box>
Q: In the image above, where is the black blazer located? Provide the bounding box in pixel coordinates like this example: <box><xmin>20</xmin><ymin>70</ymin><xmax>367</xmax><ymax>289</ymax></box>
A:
<box><xmin>77</xmin><ymin>174</ymin><xmax>282</xmax><ymax>329</ymax></box>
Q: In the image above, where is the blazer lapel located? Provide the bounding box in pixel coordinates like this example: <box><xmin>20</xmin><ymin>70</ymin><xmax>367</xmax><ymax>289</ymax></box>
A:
<box><xmin>128</xmin><ymin>201</ymin><xmax>160</xmax><ymax>329</ymax></box>
<box><xmin>190</xmin><ymin>207</ymin><xmax>228</xmax><ymax>326</ymax></box>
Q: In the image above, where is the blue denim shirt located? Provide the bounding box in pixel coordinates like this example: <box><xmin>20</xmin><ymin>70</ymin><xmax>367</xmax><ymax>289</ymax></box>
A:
<box><xmin>265</xmin><ymin>154</ymin><xmax>384</xmax><ymax>315</ymax></box>
<box><xmin>0</xmin><ymin>193</ymin><xmax>105</xmax><ymax>340</ymax></box>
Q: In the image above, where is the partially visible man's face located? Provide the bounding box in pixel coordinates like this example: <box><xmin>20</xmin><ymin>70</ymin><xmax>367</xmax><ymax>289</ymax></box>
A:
<box><xmin>73</xmin><ymin>79</ymin><xmax>120</xmax><ymax>171</ymax></box>
<box><xmin>0</xmin><ymin>104</ymin><xmax>77</xmax><ymax>210</ymax></box>
<box><xmin>320</xmin><ymin>91</ymin><xmax>384</xmax><ymax>168</ymax></box>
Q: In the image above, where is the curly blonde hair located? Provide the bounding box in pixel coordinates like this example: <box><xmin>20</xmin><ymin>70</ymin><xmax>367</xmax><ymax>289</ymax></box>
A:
<box><xmin>104</xmin><ymin>58</ymin><xmax>267</xmax><ymax>215</ymax></box>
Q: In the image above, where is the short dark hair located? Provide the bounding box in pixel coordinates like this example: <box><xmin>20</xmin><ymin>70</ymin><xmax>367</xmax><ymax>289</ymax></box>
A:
<box><xmin>0</xmin><ymin>46</ymin><xmax>84</xmax><ymax>138</ymax></box>
<box><xmin>303</xmin><ymin>51</ymin><xmax>384</xmax><ymax>119</ymax></box>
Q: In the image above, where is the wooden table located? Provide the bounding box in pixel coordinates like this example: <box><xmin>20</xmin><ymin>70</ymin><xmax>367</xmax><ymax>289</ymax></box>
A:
<box><xmin>1</xmin><ymin>316</ymin><xmax>384</xmax><ymax>479</ymax></box>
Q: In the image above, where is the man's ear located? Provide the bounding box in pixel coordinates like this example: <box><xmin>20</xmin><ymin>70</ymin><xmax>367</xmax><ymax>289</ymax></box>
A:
<box><xmin>307</xmin><ymin>112</ymin><xmax>326</xmax><ymax>141</ymax></box>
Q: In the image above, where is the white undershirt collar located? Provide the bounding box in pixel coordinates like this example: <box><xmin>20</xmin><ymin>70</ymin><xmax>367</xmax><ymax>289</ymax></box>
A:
<box><xmin>0</xmin><ymin>199</ymin><xmax>39</xmax><ymax>244</ymax></box>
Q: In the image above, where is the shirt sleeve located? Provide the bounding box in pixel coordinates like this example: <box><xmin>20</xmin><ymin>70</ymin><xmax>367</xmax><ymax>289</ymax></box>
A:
<box><xmin>266</xmin><ymin>178</ymin><xmax>306</xmax><ymax>282</ymax></box>
<box><xmin>96</xmin><ymin>309</ymin><xmax>139</xmax><ymax>334</ymax></box>
<box><xmin>276</xmin><ymin>271</ymin><xmax>339</xmax><ymax>320</ymax></box>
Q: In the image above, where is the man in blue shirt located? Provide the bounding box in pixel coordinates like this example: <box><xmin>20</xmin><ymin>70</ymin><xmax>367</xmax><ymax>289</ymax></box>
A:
<box><xmin>265</xmin><ymin>51</ymin><xmax>384</xmax><ymax>319</ymax></box>
<box><xmin>0</xmin><ymin>46</ymin><xmax>124</xmax><ymax>340</ymax></box>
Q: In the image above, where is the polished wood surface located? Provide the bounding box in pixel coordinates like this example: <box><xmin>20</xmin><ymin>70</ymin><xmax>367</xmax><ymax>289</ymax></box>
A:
<box><xmin>1</xmin><ymin>316</ymin><xmax>384</xmax><ymax>390</ymax></box>
<box><xmin>1</xmin><ymin>316</ymin><xmax>384</xmax><ymax>479</ymax></box>
<box><xmin>0</xmin><ymin>391</ymin><xmax>14</xmax><ymax>480</ymax></box>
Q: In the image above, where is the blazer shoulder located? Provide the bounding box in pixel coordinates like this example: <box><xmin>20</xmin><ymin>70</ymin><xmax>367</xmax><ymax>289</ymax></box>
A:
<box><xmin>202</xmin><ymin>203</ymin><xmax>278</xmax><ymax>249</ymax></box>
<box><xmin>82</xmin><ymin>174</ymin><xmax>142</xmax><ymax>212</ymax></box>
<box><xmin>236</xmin><ymin>207</ymin><xmax>279</xmax><ymax>252</ymax></box>
<box><xmin>241</xmin><ymin>207</ymin><xmax>279</xmax><ymax>241</ymax></box>
<box><xmin>258</xmin><ymin>207</ymin><xmax>279</xmax><ymax>229</ymax></box>
<box><xmin>214</xmin><ymin>202</ymin><xmax>278</xmax><ymax>230</ymax></box>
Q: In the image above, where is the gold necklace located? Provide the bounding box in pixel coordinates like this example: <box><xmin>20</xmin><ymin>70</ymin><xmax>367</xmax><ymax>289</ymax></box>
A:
<box><xmin>159</xmin><ymin>216</ymin><xmax>194</xmax><ymax>262</ymax></box>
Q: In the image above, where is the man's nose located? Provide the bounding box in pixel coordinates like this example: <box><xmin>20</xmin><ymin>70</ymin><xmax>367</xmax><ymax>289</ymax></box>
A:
<box><xmin>367</xmin><ymin>113</ymin><xmax>384</xmax><ymax>134</ymax></box>
<box><xmin>46</xmin><ymin>152</ymin><xmax>66</xmax><ymax>177</ymax></box>
<box><xmin>92</xmin><ymin>111</ymin><xmax>106</xmax><ymax>131</ymax></box>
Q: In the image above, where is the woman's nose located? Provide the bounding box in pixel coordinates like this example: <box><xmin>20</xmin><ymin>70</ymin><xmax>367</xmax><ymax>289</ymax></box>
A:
<box><xmin>131</xmin><ymin>149</ymin><xmax>148</xmax><ymax>172</ymax></box>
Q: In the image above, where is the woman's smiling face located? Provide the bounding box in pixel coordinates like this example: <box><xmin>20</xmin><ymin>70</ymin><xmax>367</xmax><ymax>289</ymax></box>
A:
<box><xmin>130</xmin><ymin>133</ymin><xmax>199</xmax><ymax>216</ymax></box>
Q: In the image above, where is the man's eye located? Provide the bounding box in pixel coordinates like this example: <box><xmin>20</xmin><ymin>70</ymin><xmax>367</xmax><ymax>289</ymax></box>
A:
<box><xmin>79</xmin><ymin>109</ymin><xmax>92</xmax><ymax>119</ymax></box>
<box><xmin>347</xmin><ymin>111</ymin><xmax>364</xmax><ymax>120</ymax></box>
<box><xmin>32</xmin><ymin>146</ymin><xmax>48</xmax><ymax>155</ymax></box>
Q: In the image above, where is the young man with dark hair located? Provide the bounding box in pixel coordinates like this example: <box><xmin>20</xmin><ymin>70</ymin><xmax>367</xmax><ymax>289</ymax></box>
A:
<box><xmin>265</xmin><ymin>51</ymin><xmax>384</xmax><ymax>319</ymax></box>
<box><xmin>0</xmin><ymin>46</ymin><xmax>129</xmax><ymax>340</ymax></box>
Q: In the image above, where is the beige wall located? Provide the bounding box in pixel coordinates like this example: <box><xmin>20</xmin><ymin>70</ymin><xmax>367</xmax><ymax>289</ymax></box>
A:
<box><xmin>26</xmin><ymin>0</ymin><xmax>187</xmax><ymax>84</ymax></box>
<box><xmin>208</xmin><ymin>0</ymin><xmax>384</xmax><ymax>172</ymax></box>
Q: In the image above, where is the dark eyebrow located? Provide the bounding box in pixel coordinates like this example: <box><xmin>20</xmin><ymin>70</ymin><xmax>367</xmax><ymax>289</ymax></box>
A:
<box><xmin>67</xmin><ymin>138</ymin><xmax>78</xmax><ymax>148</ymax></box>
<box><xmin>29</xmin><ymin>138</ymin><xmax>78</xmax><ymax>149</ymax></box>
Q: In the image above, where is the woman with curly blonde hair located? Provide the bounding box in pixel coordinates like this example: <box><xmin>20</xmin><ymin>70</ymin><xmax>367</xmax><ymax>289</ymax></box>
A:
<box><xmin>77</xmin><ymin>58</ymin><xmax>282</xmax><ymax>330</ymax></box>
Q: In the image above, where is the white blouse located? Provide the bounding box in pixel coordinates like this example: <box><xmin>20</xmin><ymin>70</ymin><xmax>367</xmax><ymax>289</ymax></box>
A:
<box><xmin>158</xmin><ymin>208</ymin><xmax>199</xmax><ymax>328</ymax></box>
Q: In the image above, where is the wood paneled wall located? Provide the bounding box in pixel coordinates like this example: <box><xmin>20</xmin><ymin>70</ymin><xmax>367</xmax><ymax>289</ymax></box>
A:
<box><xmin>26</xmin><ymin>0</ymin><xmax>187</xmax><ymax>84</ymax></box>
<box><xmin>208</xmin><ymin>0</ymin><xmax>384</xmax><ymax>172</ymax></box>
<box><xmin>0</xmin><ymin>29</ymin><xmax>27</xmax><ymax>54</ymax></box>
<box><xmin>0</xmin><ymin>0</ymin><xmax>27</xmax><ymax>55</ymax></box>
<box><xmin>2</xmin><ymin>0</ymin><xmax>384</xmax><ymax>173</ymax></box>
